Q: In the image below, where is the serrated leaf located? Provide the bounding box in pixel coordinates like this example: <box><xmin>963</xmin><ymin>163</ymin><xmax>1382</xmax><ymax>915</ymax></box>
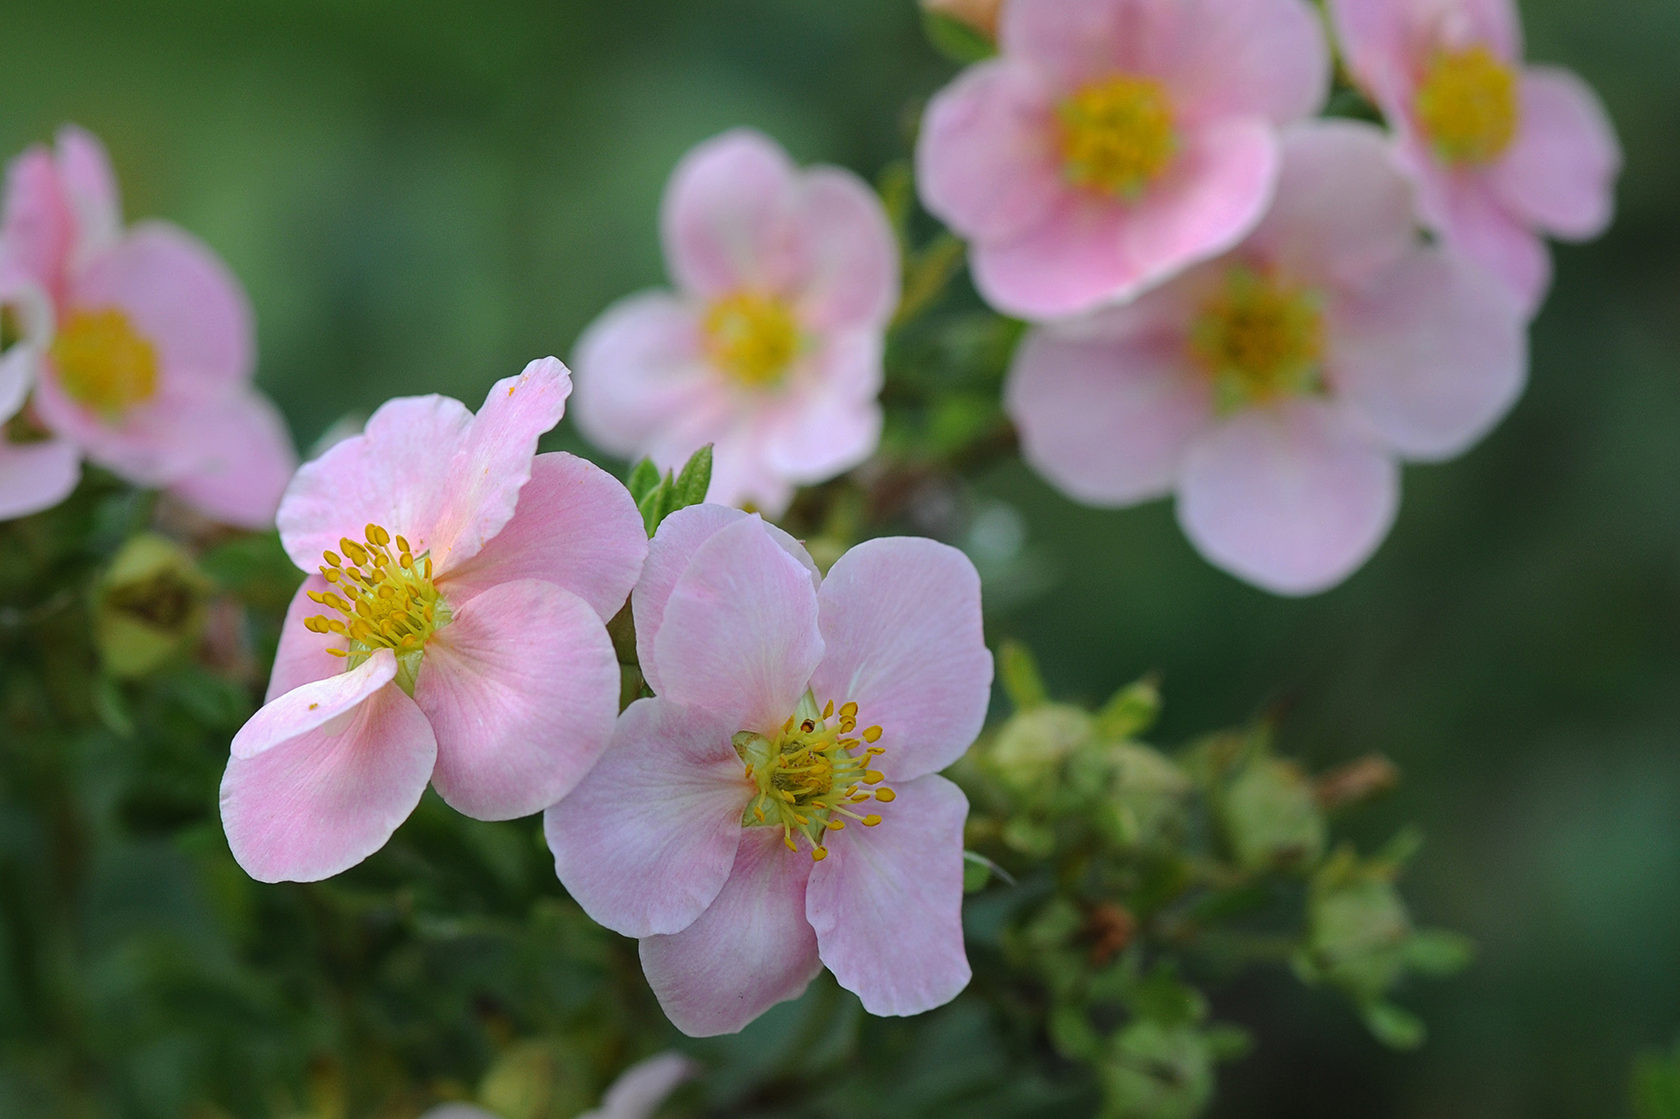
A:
<box><xmin>626</xmin><ymin>458</ymin><xmax>662</xmax><ymax>504</ymax></box>
<box><xmin>672</xmin><ymin>443</ymin><xmax>713</xmax><ymax>509</ymax></box>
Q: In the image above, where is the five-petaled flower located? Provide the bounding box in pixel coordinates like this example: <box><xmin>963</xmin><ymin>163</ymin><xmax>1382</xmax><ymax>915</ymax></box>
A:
<box><xmin>1006</xmin><ymin>121</ymin><xmax>1527</xmax><ymax>595</ymax></box>
<box><xmin>546</xmin><ymin>505</ymin><xmax>993</xmax><ymax>1035</ymax></box>
<box><xmin>916</xmin><ymin>0</ymin><xmax>1330</xmax><ymax>320</ymax></box>
<box><xmin>570</xmin><ymin>129</ymin><xmax>898</xmax><ymax>515</ymax></box>
<box><xmin>1330</xmin><ymin>0</ymin><xmax>1620</xmax><ymax>315</ymax></box>
<box><xmin>0</xmin><ymin>126</ymin><xmax>297</xmax><ymax>526</ymax></box>
<box><xmin>220</xmin><ymin>358</ymin><xmax>648</xmax><ymax>883</ymax></box>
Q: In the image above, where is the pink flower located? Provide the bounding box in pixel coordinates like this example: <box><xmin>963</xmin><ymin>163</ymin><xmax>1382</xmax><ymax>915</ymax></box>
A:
<box><xmin>220</xmin><ymin>359</ymin><xmax>648</xmax><ymax>883</ymax></box>
<box><xmin>0</xmin><ymin>261</ymin><xmax>78</xmax><ymax>519</ymax></box>
<box><xmin>916</xmin><ymin>0</ymin><xmax>1330</xmax><ymax>320</ymax></box>
<box><xmin>420</xmin><ymin>1051</ymin><xmax>698</xmax><ymax>1119</ymax></box>
<box><xmin>0</xmin><ymin>126</ymin><xmax>295</xmax><ymax>527</ymax></box>
<box><xmin>570</xmin><ymin>129</ymin><xmax>898</xmax><ymax>515</ymax></box>
<box><xmin>1330</xmin><ymin>0</ymin><xmax>1620</xmax><ymax>315</ymax></box>
<box><xmin>545</xmin><ymin>505</ymin><xmax>993</xmax><ymax>1035</ymax></box>
<box><xmin>1006</xmin><ymin>121</ymin><xmax>1527</xmax><ymax>595</ymax></box>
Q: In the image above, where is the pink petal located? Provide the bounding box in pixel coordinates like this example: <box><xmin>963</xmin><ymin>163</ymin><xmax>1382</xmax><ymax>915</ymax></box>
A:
<box><xmin>1489</xmin><ymin>67</ymin><xmax>1621</xmax><ymax>241</ymax></box>
<box><xmin>1436</xmin><ymin>176</ymin><xmax>1553</xmax><ymax>317</ymax></box>
<box><xmin>570</xmin><ymin>291</ymin><xmax>715</xmax><ymax>461</ymax></box>
<box><xmin>969</xmin><ymin>194</ymin><xmax>1131</xmax><ymax>320</ymax></box>
<box><xmin>1245</xmin><ymin>121</ymin><xmax>1419</xmax><ymax>289</ymax></box>
<box><xmin>1164</xmin><ymin>0</ymin><xmax>1330</xmax><ymax>127</ymax></box>
<box><xmin>266</xmin><ymin>575</ymin><xmax>341</xmax><ymax>703</ymax></box>
<box><xmin>544</xmin><ymin>698</ymin><xmax>749</xmax><ymax>938</ymax></box>
<box><xmin>0</xmin><ymin>436</ymin><xmax>80</xmax><ymax>520</ymax></box>
<box><xmin>661</xmin><ymin>129</ymin><xmax>802</xmax><ymax>300</ymax></box>
<box><xmin>582</xmin><ymin>1052</ymin><xmax>700</xmax><ymax>1119</ymax></box>
<box><xmin>806</xmin><ymin>774</ymin><xmax>970</xmax><ymax>1016</ymax></box>
<box><xmin>70</xmin><ymin>222</ymin><xmax>254</xmax><ymax>392</ymax></box>
<box><xmin>1006</xmin><ymin>324</ymin><xmax>1212</xmax><ymax>506</ymax></box>
<box><xmin>55</xmin><ymin>125</ymin><xmax>121</xmax><ymax>261</ymax></box>
<box><xmin>28</xmin><ymin>369</ymin><xmax>201</xmax><ymax>486</ymax></box>
<box><xmin>633</xmin><ymin>504</ymin><xmax>819</xmax><ymax>696</ymax></box>
<box><xmin>639</xmin><ymin>828</ymin><xmax>821</xmax><ymax>1037</ymax></box>
<box><xmin>1</xmin><ymin>145</ymin><xmax>73</xmax><ymax>299</ymax></box>
<box><xmin>915</xmin><ymin>60</ymin><xmax>1063</xmax><ymax>244</ymax></box>
<box><xmin>762</xmin><ymin>331</ymin><xmax>884</xmax><ymax>484</ymax></box>
<box><xmin>1177</xmin><ymin>400</ymin><xmax>1399</xmax><ymax>595</ymax></box>
<box><xmin>651</xmin><ymin>515</ymin><xmax>824</xmax><ymax>732</ymax></box>
<box><xmin>220</xmin><ymin>651</ymin><xmax>437</xmax><ymax>883</ymax></box>
<box><xmin>790</xmin><ymin>167</ymin><xmax>899</xmax><ymax>331</ymax></box>
<box><xmin>807</xmin><ymin>538</ymin><xmax>993</xmax><ymax>782</ymax></box>
<box><xmin>415</xmin><ymin>578</ymin><xmax>618</xmax><ymax>821</ymax></box>
<box><xmin>1331</xmin><ymin>247</ymin><xmax>1527</xmax><ymax>461</ymax></box>
<box><xmin>1000</xmin><ymin>0</ymin><xmax>1141</xmax><ymax>88</ymax></box>
<box><xmin>416</xmin><ymin>1108</ymin><xmax>498</xmax><ymax>1119</ymax></box>
<box><xmin>441</xmin><ymin>452</ymin><xmax>648</xmax><ymax>621</ymax></box>
<box><xmin>1332</xmin><ymin>0</ymin><xmax>1522</xmax><ymax>101</ymax></box>
<box><xmin>163</xmin><ymin>390</ymin><xmax>297</xmax><ymax>529</ymax></box>
<box><xmin>696</xmin><ymin>415</ymin><xmax>798</xmax><ymax>516</ymax></box>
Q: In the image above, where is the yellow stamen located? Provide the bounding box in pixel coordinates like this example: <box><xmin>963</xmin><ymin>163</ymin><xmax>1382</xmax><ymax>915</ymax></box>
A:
<box><xmin>735</xmin><ymin>694</ymin><xmax>894</xmax><ymax>857</ymax></box>
<box><xmin>50</xmin><ymin>308</ymin><xmax>159</xmax><ymax>419</ymax></box>
<box><xmin>1415</xmin><ymin>45</ymin><xmax>1520</xmax><ymax>166</ymax></box>
<box><xmin>703</xmin><ymin>292</ymin><xmax>801</xmax><ymax>388</ymax></box>
<box><xmin>302</xmin><ymin>521</ymin><xmax>448</xmax><ymax>685</ymax></box>
<box><xmin>1057</xmin><ymin>75</ymin><xmax>1177</xmax><ymax>198</ymax></box>
<box><xmin>1188</xmin><ymin>266</ymin><xmax>1326</xmax><ymax>411</ymax></box>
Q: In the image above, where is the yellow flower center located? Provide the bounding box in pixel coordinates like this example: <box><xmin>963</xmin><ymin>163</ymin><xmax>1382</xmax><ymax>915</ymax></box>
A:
<box><xmin>735</xmin><ymin>697</ymin><xmax>896</xmax><ymax>862</ymax></box>
<box><xmin>304</xmin><ymin>523</ymin><xmax>448</xmax><ymax>692</ymax></box>
<box><xmin>1056</xmin><ymin>75</ymin><xmax>1178</xmax><ymax>198</ymax></box>
<box><xmin>51</xmin><ymin>308</ymin><xmax>159</xmax><ymax>419</ymax></box>
<box><xmin>703</xmin><ymin>292</ymin><xmax>801</xmax><ymax>388</ymax></box>
<box><xmin>1189</xmin><ymin>267</ymin><xmax>1326</xmax><ymax>411</ymax></box>
<box><xmin>1415</xmin><ymin>46</ymin><xmax>1521</xmax><ymax>165</ymax></box>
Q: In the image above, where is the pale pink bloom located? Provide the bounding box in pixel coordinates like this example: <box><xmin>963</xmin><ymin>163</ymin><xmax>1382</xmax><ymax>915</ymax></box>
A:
<box><xmin>1330</xmin><ymin>0</ymin><xmax>1620</xmax><ymax>315</ymax></box>
<box><xmin>220</xmin><ymin>359</ymin><xmax>647</xmax><ymax>883</ymax></box>
<box><xmin>419</xmin><ymin>1051</ymin><xmax>698</xmax><ymax>1119</ymax></box>
<box><xmin>1006</xmin><ymin>122</ymin><xmax>1527</xmax><ymax>595</ymax></box>
<box><xmin>916</xmin><ymin>0</ymin><xmax>1330</xmax><ymax>320</ymax></box>
<box><xmin>0</xmin><ymin>126</ymin><xmax>295</xmax><ymax>527</ymax></box>
<box><xmin>546</xmin><ymin>505</ymin><xmax>992</xmax><ymax>1035</ymax></box>
<box><xmin>0</xmin><ymin>261</ymin><xmax>78</xmax><ymax>519</ymax></box>
<box><xmin>571</xmin><ymin>129</ymin><xmax>898</xmax><ymax>515</ymax></box>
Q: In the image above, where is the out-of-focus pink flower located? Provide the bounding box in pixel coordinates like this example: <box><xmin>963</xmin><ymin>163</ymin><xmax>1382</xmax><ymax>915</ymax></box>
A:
<box><xmin>1330</xmin><ymin>0</ymin><xmax>1620</xmax><ymax>315</ymax></box>
<box><xmin>1006</xmin><ymin>122</ymin><xmax>1527</xmax><ymax>595</ymax></box>
<box><xmin>571</xmin><ymin>129</ymin><xmax>898</xmax><ymax>515</ymax></box>
<box><xmin>220</xmin><ymin>359</ymin><xmax>647</xmax><ymax>883</ymax></box>
<box><xmin>0</xmin><ymin>260</ymin><xmax>78</xmax><ymax>520</ymax></box>
<box><xmin>0</xmin><ymin>126</ymin><xmax>296</xmax><ymax>527</ymax></box>
<box><xmin>916</xmin><ymin>0</ymin><xmax>1330</xmax><ymax>320</ymax></box>
<box><xmin>546</xmin><ymin>506</ymin><xmax>993</xmax><ymax>1035</ymax></box>
<box><xmin>420</xmin><ymin>1051</ymin><xmax>699</xmax><ymax>1119</ymax></box>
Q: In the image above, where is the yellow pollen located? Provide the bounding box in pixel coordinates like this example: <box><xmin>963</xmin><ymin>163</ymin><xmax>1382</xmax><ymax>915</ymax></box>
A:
<box><xmin>1415</xmin><ymin>46</ymin><xmax>1521</xmax><ymax>165</ymax></box>
<box><xmin>1189</xmin><ymin>267</ymin><xmax>1326</xmax><ymax>411</ymax></box>
<box><xmin>303</xmin><ymin>522</ymin><xmax>448</xmax><ymax>680</ymax></box>
<box><xmin>703</xmin><ymin>292</ymin><xmax>801</xmax><ymax>388</ymax></box>
<box><xmin>1057</xmin><ymin>75</ymin><xmax>1177</xmax><ymax>198</ymax></box>
<box><xmin>735</xmin><ymin>696</ymin><xmax>893</xmax><ymax>860</ymax></box>
<box><xmin>50</xmin><ymin>308</ymin><xmax>159</xmax><ymax>419</ymax></box>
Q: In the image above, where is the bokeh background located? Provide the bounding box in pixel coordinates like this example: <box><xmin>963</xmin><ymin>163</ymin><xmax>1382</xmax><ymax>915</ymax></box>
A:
<box><xmin>0</xmin><ymin>0</ymin><xmax>1675</xmax><ymax>1116</ymax></box>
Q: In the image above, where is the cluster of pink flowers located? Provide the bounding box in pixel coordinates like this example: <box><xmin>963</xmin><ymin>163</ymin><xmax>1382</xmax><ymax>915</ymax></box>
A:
<box><xmin>0</xmin><ymin>127</ymin><xmax>296</xmax><ymax>526</ymax></box>
<box><xmin>916</xmin><ymin>0</ymin><xmax>1618</xmax><ymax>593</ymax></box>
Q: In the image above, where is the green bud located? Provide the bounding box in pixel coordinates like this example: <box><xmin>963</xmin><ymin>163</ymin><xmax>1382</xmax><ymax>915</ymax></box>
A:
<box><xmin>93</xmin><ymin>534</ymin><xmax>211</xmax><ymax>678</ymax></box>
<box><xmin>1100</xmin><ymin>1021</ymin><xmax>1215</xmax><ymax>1119</ymax></box>
<box><xmin>1299</xmin><ymin>874</ymin><xmax>1412</xmax><ymax>1003</ymax></box>
<box><xmin>1220</xmin><ymin>757</ymin><xmax>1326</xmax><ymax>872</ymax></box>
<box><xmin>1103</xmin><ymin>742</ymin><xmax>1190</xmax><ymax>847</ymax></box>
<box><xmin>479</xmin><ymin>1039</ymin><xmax>594</xmax><ymax>1119</ymax></box>
<box><xmin>987</xmin><ymin>703</ymin><xmax>1091</xmax><ymax>792</ymax></box>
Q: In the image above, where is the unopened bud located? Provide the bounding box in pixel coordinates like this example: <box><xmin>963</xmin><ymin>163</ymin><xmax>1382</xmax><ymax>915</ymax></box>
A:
<box><xmin>93</xmin><ymin>534</ymin><xmax>210</xmax><ymax>678</ymax></box>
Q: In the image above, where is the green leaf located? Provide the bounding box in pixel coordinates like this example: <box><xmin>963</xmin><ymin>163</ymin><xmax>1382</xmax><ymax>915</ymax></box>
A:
<box><xmin>998</xmin><ymin>640</ymin><xmax>1048</xmax><ymax>710</ymax></box>
<box><xmin>1632</xmin><ymin>1037</ymin><xmax>1680</xmax><ymax>1119</ymax></box>
<box><xmin>1403</xmin><ymin>929</ymin><xmax>1476</xmax><ymax>976</ymax></box>
<box><xmin>672</xmin><ymin>443</ymin><xmax>714</xmax><ymax>509</ymax></box>
<box><xmin>921</xmin><ymin>10</ymin><xmax>997</xmax><ymax>65</ymax></box>
<box><xmin>625</xmin><ymin>457</ymin><xmax>662</xmax><ymax>504</ymax></box>
<box><xmin>1362</xmin><ymin>1000</ymin><xmax>1427</xmax><ymax>1050</ymax></box>
<box><xmin>1095</xmin><ymin>674</ymin><xmax>1162</xmax><ymax>740</ymax></box>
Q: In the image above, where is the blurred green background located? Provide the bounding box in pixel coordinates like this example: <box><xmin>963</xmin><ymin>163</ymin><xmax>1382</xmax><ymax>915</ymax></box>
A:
<box><xmin>0</xmin><ymin>0</ymin><xmax>1675</xmax><ymax>1115</ymax></box>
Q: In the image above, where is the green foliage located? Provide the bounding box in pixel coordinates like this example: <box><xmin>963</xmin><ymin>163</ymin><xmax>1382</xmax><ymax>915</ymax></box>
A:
<box><xmin>1633</xmin><ymin>1037</ymin><xmax>1680</xmax><ymax>1119</ymax></box>
<box><xmin>919</xmin><ymin>10</ymin><xmax>998</xmax><ymax>66</ymax></box>
<box><xmin>627</xmin><ymin>445</ymin><xmax>713</xmax><ymax>537</ymax></box>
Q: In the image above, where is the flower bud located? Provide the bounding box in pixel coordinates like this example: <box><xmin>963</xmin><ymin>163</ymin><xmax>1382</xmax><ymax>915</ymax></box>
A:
<box><xmin>93</xmin><ymin>533</ymin><xmax>210</xmax><ymax>678</ymax></box>
<box><xmin>1219</xmin><ymin>757</ymin><xmax>1326</xmax><ymax>871</ymax></box>
<box><xmin>985</xmin><ymin>703</ymin><xmax>1091</xmax><ymax>792</ymax></box>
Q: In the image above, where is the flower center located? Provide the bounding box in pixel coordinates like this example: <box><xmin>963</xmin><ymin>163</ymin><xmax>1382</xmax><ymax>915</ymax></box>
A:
<box><xmin>703</xmin><ymin>292</ymin><xmax>801</xmax><ymax>388</ymax></box>
<box><xmin>303</xmin><ymin>523</ymin><xmax>449</xmax><ymax>692</ymax></box>
<box><xmin>1189</xmin><ymin>267</ymin><xmax>1326</xmax><ymax>411</ymax></box>
<box><xmin>50</xmin><ymin>308</ymin><xmax>159</xmax><ymax>419</ymax></box>
<box><xmin>1056</xmin><ymin>75</ymin><xmax>1178</xmax><ymax>198</ymax></box>
<box><xmin>734</xmin><ymin>696</ymin><xmax>896</xmax><ymax>862</ymax></box>
<box><xmin>1414</xmin><ymin>46</ymin><xmax>1521</xmax><ymax>165</ymax></box>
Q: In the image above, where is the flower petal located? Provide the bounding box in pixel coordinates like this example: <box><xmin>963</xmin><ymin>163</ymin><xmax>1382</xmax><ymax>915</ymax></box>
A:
<box><xmin>55</xmin><ymin>125</ymin><xmax>121</xmax><ymax>261</ymax></box>
<box><xmin>163</xmin><ymin>389</ymin><xmax>296</xmax><ymax>529</ymax></box>
<box><xmin>1007</xmin><ymin>324</ymin><xmax>1212</xmax><ymax>506</ymax></box>
<box><xmin>634</xmin><ymin>503</ymin><xmax>819</xmax><ymax>696</ymax></box>
<box><xmin>266</xmin><ymin>575</ymin><xmax>343</xmax><ymax>703</ymax></box>
<box><xmin>790</xmin><ymin>167</ymin><xmax>899</xmax><ymax>331</ymax></box>
<box><xmin>1001</xmin><ymin>0</ymin><xmax>1138</xmax><ymax>88</ymax></box>
<box><xmin>1177</xmin><ymin>400</ymin><xmax>1399</xmax><ymax>595</ymax></box>
<box><xmin>1489</xmin><ymin>67</ymin><xmax>1621</xmax><ymax>241</ymax></box>
<box><xmin>761</xmin><ymin>331</ymin><xmax>884</xmax><ymax>484</ymax></box>
<box><xmin>651</xmin><ymin>514</ymin><xmax>824</xmax><ymax>732</ymax></box>
<box><xmin>806</xmin><ymin>774</ymin><xmax>970</xmax><ymax>1017</ymax></box>
<box><xmin>581</xmin><ymin>1052</ymin><xmax>700</xmax><ymax>1119</ymax></box>
<box><xmin>570</xmin><ymin>291</ymin><xmax>717</xmax><ymax>461</ymax></box>
<box><xmin>661</xmin><ymin>129</ymin><xmax>802</xmax><ymax>299</ymax></box>
<box><xmin>441</xmin><ymin>452</ymin><xmax>648</xmax><ymax>621</ymax></box>
<box><xmin>639</xmin><ymin>827</ymin><xmax>821</xmax><ymax>1037</ymax></box>
<box><xmin>415</xmin><ymin>578</ymin><xmax>618</xmax><ymax>821</ymax></box>
<box><xmin>220</xmin><ymin>652</ymin><xmax>437</xmax><ymax>883</ymax></box>
<box><xmin>0</xmin><ymin>436</ymin><xmax>80</xmax><ymax>521</ymax></box>
<box><xmin>1164</xmin><ymin>0</ymin><xmax>1330</xmax><ymax>126</ymax></box>
<box><xmin>915</xmin><ymin>59</ymin><xmax>1063</xmax><ymax>244</ymax></box>
<box><xmin>1435</xmin><ymin>176</ymin><xmax>1553</xmax><ymax>317</ymax></box>
<box><xmin>233</xmin><ymin>647</ymin><xmax>398</xmax><ymax>760</ymax></box>
<box><xmin>544</xmin><ymin>698</ymin><xmax>748</xmax><ymax>938</ymax></box>
<box><xmin>1</xmin><ymin>144</ymin><xmax>74</xmax><ymax>297</ymax></box>
<box><xmin>808</xmin><ymin>538</ymin><xmax>992</xmax><ymax>782</ymax></box>
<box><xmin>1331</xmin><ymin>247</ymin><xmax>1527</xmax><ymax>461</ymax></box>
